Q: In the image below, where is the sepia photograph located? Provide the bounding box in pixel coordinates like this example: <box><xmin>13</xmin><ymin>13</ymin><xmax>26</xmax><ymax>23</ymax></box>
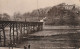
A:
<box><xmin>0</xmin><ymin>0</ymin><xmax>80</xmax><ymax>49</ymax></box>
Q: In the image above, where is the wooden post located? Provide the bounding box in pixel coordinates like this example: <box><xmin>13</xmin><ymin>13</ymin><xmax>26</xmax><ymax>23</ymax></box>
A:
<box><xmin>36</xmin><ymin>24</ymin><xmax>38</xmax><ymax>32</ymax></box>
<box><xmin>16</xmin><ymin>23</ymin><xmax>18</xmax><ymax>43</ymax></box>
<box><xmin>25</xmin><ymin>24</ymin><xmax>27</xmax><ymax>34</ymax></box>
<box><xmin>0</xmin><ymin>29</ymin><xmax>1</xmax><ymax>46</ymax></box>
<box><xmin>41</xmin><ymin>25</ymin><xmax>43</xmax><ymax>30</ymax></box>
<box><xmin>41</xmin><ymin>22</ymin><xmax>43</xmax><ymax>30</ymax></box>
<box><xmin>27</xmin><ymin>25</ymin><xmax>30</xmax><ymax>34</ymax></box>
<box><xmin>35</xmin><ymin>25</ymin><xmax>37</xmax><ymax>32</ymax></box>
<box><xmin>2</xmin><ymin>24</ymin><xmax>6</xmax><ymax>46</ymax></box>
<box><xmin>24</xmin><ymin>24</ymin><xmax>25</xmax><ymax>35</ymax></box>
<box><xmin>31</xmin><ymin>26</ymin><xmax>33</xmax><ymax>33</ymax></box>
<box><xmin>12</xmin><ymin>23</ymin><xmax>15</xmax><ymax>44</ymax></box>
<box><xmin>26</xmin><ymin>24</ymin><xmax>28</xmax><ymax>35</ymax></box>
<box><xmin>40</xmin><ymin>25</ymin><xmax>42</xmax><ymax>31</ymax></box>
<box><xmin>20</xmin><ymin>24</ymin><xmax>22</xmax><ymax>43</ymax></box>
<box><xmin>33</xmin><ymin>26</ymin><xmax>35</xmax><ymax>32</ymax></box>
<box><xmin>9</xmin><ymin>24</ymin><xmax>12</xmax><ymax>46</ymax></box>
<box><xmin>37</xmin><ymin>24</ymin><xmax>40</xmax><ymax>31</ymax></box>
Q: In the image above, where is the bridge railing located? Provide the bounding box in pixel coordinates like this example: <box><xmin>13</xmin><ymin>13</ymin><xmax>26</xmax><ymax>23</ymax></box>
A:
<box><xmin>0</xmin><ymin>21</ymin><xmax>43</xmax><ymax>47</ymax></box>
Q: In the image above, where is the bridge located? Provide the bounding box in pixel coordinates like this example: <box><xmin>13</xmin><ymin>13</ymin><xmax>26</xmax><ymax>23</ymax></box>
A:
<box><xmin>0</xmin><ymin>21</ymin><xmax>43</xmax><ymax>47</ymax></box>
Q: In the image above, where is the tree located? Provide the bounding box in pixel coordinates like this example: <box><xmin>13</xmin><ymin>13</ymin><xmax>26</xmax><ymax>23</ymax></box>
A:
<box><xmin>47</xmin><ymin>3</ymin><xmax>79</xmax><ymax>26</ymax></box>
<box><xmin>66</xmin><ymin>11</ymin><xmax>79</xmax><ymax>26</ymax></box>
<box><xmin>23</xmin><ymin>12</ymin><xmax>30</xmax><ymax>21</ymax></box>
<box><xmin>2</xmin><ymin>13</ymin><xmax>10</xmax><ymax>21</ymax></box>
<box><xmin>0</xmin><ymin>14</ymin><xmax>2</xmax><ymax>21</ymax></box>
<box><xmin>13</xmin><ymin>12</ymin><xmax>22</xmax><ymax>21</ymax></box>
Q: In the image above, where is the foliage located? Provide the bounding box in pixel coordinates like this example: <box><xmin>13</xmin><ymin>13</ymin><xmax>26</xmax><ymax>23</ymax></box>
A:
<box><xmin>0</xmin><ymin>13</ymin><xmax>10</xmax><ymax>21</ymax></box>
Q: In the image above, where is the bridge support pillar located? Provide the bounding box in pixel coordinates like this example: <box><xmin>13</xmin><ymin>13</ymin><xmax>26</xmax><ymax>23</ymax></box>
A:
<box><xmin>0</xmin><ymin>21</ymin><xmax>43</xmax><ymax>47</ymax></box>
<box><xmin>16</xmin><ymin>23</ymin><xmax>19</xmax><ymax>44</ymax></box>
<box><xmin>2</xmin><ymin>26</ymin><xmax>6</xmax><ymax>46</ymax></box>
<box><xmin>9</xmin><ymin>24</ymin><xmax>12</xmax><ymax>46</ymax></box>
<box><xmin>20</xmin><ymin>24</ymin><xmax>22</xmax><ymax>44</ymax></box>
<box><xmin>12</xmin><ymin>24</ymin><xmax>15</xmax><ymax>45</ymax></box>
<box><xmin>23</xmin><ymin>24</ymin><xmax>25</xmax><ymax>35</ymax></box>
<box><xmin>0</xmin><ymin>28</ymin><xmax>2</xmax><ymax>46</ymax></box>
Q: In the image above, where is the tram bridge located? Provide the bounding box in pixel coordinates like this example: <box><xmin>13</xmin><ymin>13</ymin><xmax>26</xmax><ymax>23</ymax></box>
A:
<box><xmin>0</xmin><ymin>21</ymin><xmax>43</xmax><ymax>47</ymax></box>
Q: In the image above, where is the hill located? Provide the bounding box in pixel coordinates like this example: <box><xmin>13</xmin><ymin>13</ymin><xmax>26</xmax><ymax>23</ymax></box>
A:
<box><xmin>13</xmin><ymin>3</ymin><xmax>80</xmax><ymax>26</ymax></box>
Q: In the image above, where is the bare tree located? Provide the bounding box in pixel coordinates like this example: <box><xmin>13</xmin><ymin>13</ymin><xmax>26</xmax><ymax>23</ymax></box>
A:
<box><xmin>23</xmin><ymin>12</ymin><xmax>30</xmax><ymax>21</ymax></box>
<box><xmin>2</xmin><ymin>13</ymin><xmax>10</xmax><ymax>21</ymax></box>
<box><xmin>13</xmin><ymin>12</ymin><xmax>22</xmax><ymax>21</ymax></box>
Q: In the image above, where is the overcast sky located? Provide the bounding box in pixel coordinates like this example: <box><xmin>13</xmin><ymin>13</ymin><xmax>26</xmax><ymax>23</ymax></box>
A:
<box><xmin>0</xmin><ymin>0</ymin><xmax>80</xmax><ymax>16</ymax></box>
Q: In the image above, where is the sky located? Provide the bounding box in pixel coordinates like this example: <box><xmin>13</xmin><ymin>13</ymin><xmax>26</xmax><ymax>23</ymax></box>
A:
<box><xmin>0</xmin><ymin>0</ymin><xmax>80</xmax><ymax>16</ymax></box>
